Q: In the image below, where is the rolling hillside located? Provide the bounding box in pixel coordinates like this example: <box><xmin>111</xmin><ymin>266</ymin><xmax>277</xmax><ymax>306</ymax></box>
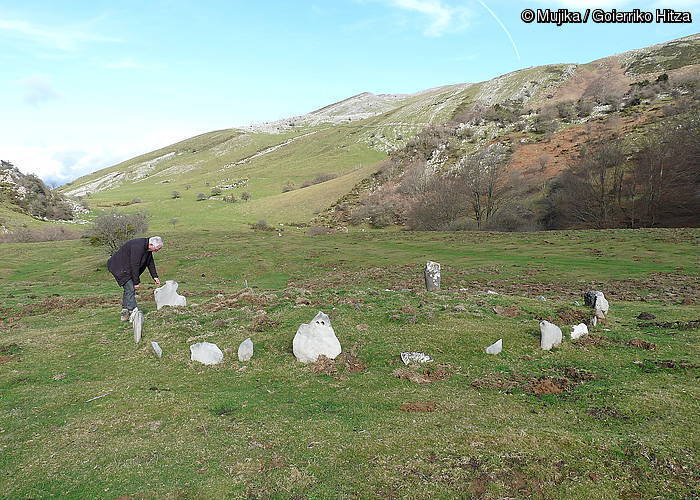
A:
<box><xmin>56</xmin><ymin>34</ymin><xmax>699</xmax><ymax>231</ymax></box>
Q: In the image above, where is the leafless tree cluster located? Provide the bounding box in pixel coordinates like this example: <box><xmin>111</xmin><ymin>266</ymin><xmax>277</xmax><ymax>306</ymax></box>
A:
<box><xmin>88</xmin><ymin>210</ymin><xmax>149</xmax><ymax>254</ymax></box>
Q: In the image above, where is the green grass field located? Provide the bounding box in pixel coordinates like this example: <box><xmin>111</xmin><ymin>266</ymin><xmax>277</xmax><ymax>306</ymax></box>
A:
<box><xmin>1</xmin><ymin>227</ymin><xmax>699</xmax><ymax>499</ymax></box>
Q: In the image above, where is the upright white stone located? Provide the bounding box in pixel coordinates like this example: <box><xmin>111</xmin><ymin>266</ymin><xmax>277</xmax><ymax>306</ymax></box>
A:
<box><xmin>130</xmin><ymin>308</ymin><xmax>144</xmax><ymax>343</ymax></box>
<box><xmin>590</xmin><ymin>316</ymin><xmax>598</xmax><ymax>327</ymax></box>
<box><xmin>151</xmin><ymin>341</ymin><xmax>163</xmax><ymax>358</ymax></box>
<box><xmin>570</xmin><ymin>323</ymin><xmax>588</xmax><ymax>340</ymax></box>
<box><xmin>584</xmin><ymin>290</ymin><xmax>609</xmax><ymax>319</ymax></box>
<box><xmin>540</xmin><ymin>320</ymin><xmax>562</xmax><ymax>350</ymax></box>
<box><xmin>292</xmin><ymin>311</ymin><xmax>342</xmax><ymax>363</ymax></box>
<box><xmin>190</xmin><ymin>342</ymin><xmax>223</xmax><ymax>365</ymax></box>
<box><xmin>238</xmin><ymin>338</ymin><xmax>253</xmax><ymax>362</ymax></box>
<box><xmin>485</xmin><ymin>339</ymin><xmax>502</xmax><ymax>355</ymax></box>
<box><xmin>154</xmin><ymin>280</ymin><xmax>187</xmax><ymax>310</ymax></box>
<box><xmin>424</xmin><ymin>261</ymin><xmax>441</xmax><ymax>291</ymax></box>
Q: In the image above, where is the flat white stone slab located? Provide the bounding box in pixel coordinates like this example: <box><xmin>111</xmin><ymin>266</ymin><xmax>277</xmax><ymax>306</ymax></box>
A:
<box><xmin>190</xmin><ymin>342</ymin><xmax>223</xmax><ymax>365</ymax></box>
<box><xmin>293</xmin><ymin>311</ymin><xmax>342</xmax><ymax>363</ymax></box>
<box><xmin>485</xmin><ymin>339</ymin><xmax>502</xmax><ymax>355</ymax></box>
<box><xmin>238</xmin><ymin>338</ymin><xmax>253</xmax><ymax>362</ymax></box>
<box><xmin>400</xmin><ymin>352</ymin><xmax>432</xmax><ymax>365</ymax></box>
<box><xmin>154</xmin><ymin>280</ymin><xmax>187</xmax><ymax>310</ymax></box>
<box><xmin>540</xmin><ymin>320</ymin><xmax>562</xmax><ymax>350</ymax></box>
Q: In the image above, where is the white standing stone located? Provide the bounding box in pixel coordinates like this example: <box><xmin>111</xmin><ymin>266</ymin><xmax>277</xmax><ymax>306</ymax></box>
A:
<box><xmin>400</xmin><ymin>352</ymin><xmax>432</xmax><ymax>365</ymax></box>
<box><xmin>190</xmin><ymin>342</ymin><xmax>223</xmax><ymax>365</ymax></box>
<box><xmin>590</xmin><ymin>316</ymin><xmax>598</xmax><ymax>327</ymax></box>
<box><xmin>570</xmin><ymin>323</ymin><xmax>589</xmax><ymax>340</ymax></box>
<box><xmin>130</xmin><ymin>308</ymin><xmax>144</xmax><ymax>343</ymax></box>
<box><xmin>584</xmin><ymin>290</ymin><xmax>609</xmax><ymax>319</ymax></box>
<box><xmin>485</xmin><ymin>339</ymin><xmax>503</xmax><ymax>355</ymax></box>
<box><xmin>540</xmin><ymin>320</ymin><xmax>562</xmax><ymax>350</ymax></box>
<box><xmin>292</xmin><ymin>311</ymin><xmax>342</xmax><ymax>363</ymax></box>
<box><xmin>424</xmin><ymin>261</ymin><xmax>441</xmax><ymax>291</ymax></box>
<box><xmin>151</xmin><ymin>341</ymin><xmax>163</xmax><ymax>358</ymax></box>
<box><xmin>154</xmin><ymin>280</ymin><xmax>187</xmax><ymax>310</ymax></box>
<box><xmin>238</xmin><ymin>338</ymin><xmax>253</xmax><ymax>362</ymax></box>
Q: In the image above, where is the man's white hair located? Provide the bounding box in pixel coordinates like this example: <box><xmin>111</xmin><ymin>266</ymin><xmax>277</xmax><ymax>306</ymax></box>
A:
<box><xmin>149</xmin><ymin>236</ymin><xmax>163</xmax><ymax>247</ymax></box>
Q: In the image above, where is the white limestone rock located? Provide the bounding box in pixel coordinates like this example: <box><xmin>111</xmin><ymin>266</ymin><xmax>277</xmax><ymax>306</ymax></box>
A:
<box><xmin>570</xmin><ymin>323</ymin><xmax>589</xmax><ymax>340</ymax></box>
<box><xmin>540</xmin><ymin>320</ymin><xmax>562</xmax><ymax>350</ymax></box>
<box><xmin>130</xmin><ymin>308</ymin><xmax>144</xmax><ymax>343</ymax></box>
<box><xmin>424</xmin><ymin>261</ymin><xmax>441</xmax><ymax>291</ymax></box>
<box><xmin>589</xmin><ymin>316</ymin><xmax>598</xmax><ymax>327</ymax></box>
<box><xmin>485</xmin><ymin>339</ymin><xmax>502</xmax><ymax>355</ymax></box>
<box><xmin>292</xmin><ymin>311</ymin><xmax>342</xmax><ymax>363</ymax></box>
<box><xmin>151</xmin><ymin>341</ymin><xmax>163</xmax><ymax>358</ymax></box>
<box><xmin>238</xmin><ymin>338</ymin><xmax>253</xmax><ymax>362</ymax></box>
<box><xmin>190</xmin><ymin>342</ymin><xmax>223</xmax><ymax>365</ymax></box>
<box><xmin>400</xmin><ymin>352</ymin><xmax>432</xmax><ymax>365</ymax></box>
<box><xmin>154</xmin><ymin>280</ymin><xmax>187</xmax><ymax>310</ymax></box>
<box><xmin>584</xmin><ymin>290</ymin><xmax>609</xmax><ymax>318</ymax></box>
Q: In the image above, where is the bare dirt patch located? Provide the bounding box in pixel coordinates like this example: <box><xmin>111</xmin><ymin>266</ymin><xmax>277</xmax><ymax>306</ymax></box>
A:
<box><xmin>472</xmin><ymin>366</ymin><xmax>597</xmax><ymax>395</ymax></box>
<box><xmin>627</xmin><ymin>338</ymin><xmax>657</xmax><ymax>350</ymax></box>
<box><xmin>634</xmin><ymin>359</ymin><xmax>699</xmax><ymax>373</ymax></box>
<box><xmin>207</xmin><ymin>288</ymin><xmax>277</xmax><ymax>312</ymax></box>
<box><xmin>585</xmin><ymin>407</ymin><xmax>629</xmax><ymax>421</ymax></box>
<box><xmin>337</xmin><ymin>350</ymin><xmax>367</xmax><ymax>374</ymax></box>
<box><xmin>492</xmin><ymin>305</ymin><xmax>521</xmax><ymax>318</ymax></box>
<box><xmin>638</xmin><ymin>319</ymin><xmax>700</xmax><ymax>330</ymax></box>
<box><xmin>19</xmin><ymin>296</ymin><xmax>114</xmax><ymax>316</ymax></box>
<box><xmin>309</xmin><ymin>355</ymin><xmax>337</xmax><ymax>376</ymax></box>
<box><xmin>554</xmin><ymin>307</ymin><xmax>588</xmax><ymax>325</ymax></box>
<box><xmin>637</xmin><ymin>312</ymin><xmax>656</xmax><ymax>320</ymax></box>
<box><xmin>573</xmin><ymin>334</ymin><xmax>608</xmax><ymax>347</ymax></box>
<box><xmin>400</xmin><ymin>402</ymin><xmax>437</xmax><ymax>412</ymax></box>
<box><xmin>392</xmin><ymin>364</ymin><xmax>453</xmax><ymax>384</ymax></box>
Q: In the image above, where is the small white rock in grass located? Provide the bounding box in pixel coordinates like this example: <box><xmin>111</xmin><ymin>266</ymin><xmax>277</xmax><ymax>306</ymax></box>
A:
<box><xmin>190</xmin><ymin>342</ymin><xmax>224</xmax><ymax>365</ymax></box>
<box><xmin>151</xmin><ymin>341</ymin><xmax>163</xmax><ymax>358</ymax></box>
<box><xmin>238</xmin><ymin>338</ymin><xmax>253</xmax><ymax>362</ymax></box>
<box><xmin>485</xmin><ymin>339</ymin><xmax>502</xmax><ymax>355</ymax></box>
<box><xmin>540</xmin><ymin>320</ymin><xmax>562</xmax><ymax>350</ymax></box>
<box><xmin>537</xmin><ymin>296</ymin><xmax>547</xmax><ymax>301</ymax></box>
<box><xmin>486</xmin><ymin>290</ymin><xmax>499</xmax><ymax>295</ymax></box>
<box><xmin>571</xmin><ymin>323</ymin><xmax>588</xmax><ymax>340</ymax></box>
<box><xmin>589</xmin><ymin>316</ymin><xmax>598</xmax><ymax>327</ymax></box>
<box><xmin>400</xmin><ymin>352</ymin><xmax>432</xmax><ymax>365</ymax></box>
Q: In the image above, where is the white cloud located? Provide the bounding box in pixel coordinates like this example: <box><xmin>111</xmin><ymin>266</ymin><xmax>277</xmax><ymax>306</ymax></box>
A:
<box><xmin>20</xmin><ymin>74</ymin><xmax>60</xmax><ymax>106</ymax></box>
<box><xmin>389</xmin><ymin>0</ymin><xmax>471</xmax><ymax>36</ymax></box>
<box><xmin>0</xmin><ymin>17</ymin><xmax>119</xmax><ymax>51</ymax></box>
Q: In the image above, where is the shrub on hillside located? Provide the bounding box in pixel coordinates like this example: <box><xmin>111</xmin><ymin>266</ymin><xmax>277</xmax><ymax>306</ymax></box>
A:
<box><xmin>0</xmin><ymin>226</ymin><xmax>82</xmax><ymax>244</ymax></box>
<box><xmin>306</xmin><ymin>225</ymin><xmax>332</xmax><ymax>236</ymax></box>
<box><xmin>241</xmin><ymin>191</ymin><xmax>251</xmax><ymax>201</ymax></box>
<box><xmin>282</xmin><ymin>181</ymin><xmax>295</xmax><ymax>192</ymax></box>
<box><xmin>210</xmin><ymin>187</ymin><xmax>222</xmax><ymax>196</ymax></box>
<box><xmin>171</xmin><ymin>191</ymin><xmax>181</xmax><ymax>199</ymax></box>
<box><xmin>87</xmin><ymin>210</ymin><xmax>149</xmax><ymax>255</ymax></box>
<box><xmin>196</xmin><ymin>193</ymin><xmax>207</xmax><ymax>201</ymax></box>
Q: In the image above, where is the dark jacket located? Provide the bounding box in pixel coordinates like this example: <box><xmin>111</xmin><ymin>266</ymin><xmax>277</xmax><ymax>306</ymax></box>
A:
<box><xmin>107</xmin><ymin>238</ymin><xmax>158</xmax><ymax>286</ymax></box>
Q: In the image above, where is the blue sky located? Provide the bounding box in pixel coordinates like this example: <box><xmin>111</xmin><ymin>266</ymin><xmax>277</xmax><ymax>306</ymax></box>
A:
<box><xmin>0</xmin><ymin>0</ymin><xmax>697</xmax><ymax>185</ymax></box>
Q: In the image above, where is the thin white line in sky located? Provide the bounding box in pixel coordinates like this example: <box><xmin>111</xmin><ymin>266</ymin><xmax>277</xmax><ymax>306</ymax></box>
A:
<box><xmin>476</xmin><ymin>0</ymin><xmax>521</xmax><ymax>61</ymax></box>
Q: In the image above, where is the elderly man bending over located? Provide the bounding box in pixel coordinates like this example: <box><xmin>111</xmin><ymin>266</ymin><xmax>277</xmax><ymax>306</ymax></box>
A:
<box><xmin>107</xmin><ymin>236</ymin><xmax>163</xmax><ymax>321</ymax></box>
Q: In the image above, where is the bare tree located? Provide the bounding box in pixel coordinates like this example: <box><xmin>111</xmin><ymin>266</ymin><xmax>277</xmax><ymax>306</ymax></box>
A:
<box><xmin>455</xmin><ymin>143</ymin><xmax>511</xmax><ymax>229</ymax></box>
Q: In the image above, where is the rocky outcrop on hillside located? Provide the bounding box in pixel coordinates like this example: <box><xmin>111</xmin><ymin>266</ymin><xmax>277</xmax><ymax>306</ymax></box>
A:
<box><xmin>0</xmin><ymin>160</ymin><xmax>84</xmax><ymax>221</ymax></box>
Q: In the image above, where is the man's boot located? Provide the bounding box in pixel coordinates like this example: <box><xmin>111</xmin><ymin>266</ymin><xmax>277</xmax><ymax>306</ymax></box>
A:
<box><xmin>120</xmin><ymin>308</ymin><xmax>130</xmax><ymax>321</ymax></box>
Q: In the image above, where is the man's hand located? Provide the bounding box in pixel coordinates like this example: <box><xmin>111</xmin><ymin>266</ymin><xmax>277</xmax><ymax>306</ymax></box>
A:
<box><xmin>134</xmin><ymin>284</ymin><xmax>141</xmax><ymax>290</ymax></box>
<box><xmin>154</xmin><ymin>278</ymin><xmax>161</xmax><ymax>286</ymax></box>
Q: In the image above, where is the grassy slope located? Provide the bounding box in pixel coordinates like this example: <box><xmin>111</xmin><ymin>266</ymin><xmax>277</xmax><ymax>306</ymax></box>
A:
<box><xmin>1</xmin><ymin>227</ymin><xmax>698</xmax><ymax>498</ymax></box>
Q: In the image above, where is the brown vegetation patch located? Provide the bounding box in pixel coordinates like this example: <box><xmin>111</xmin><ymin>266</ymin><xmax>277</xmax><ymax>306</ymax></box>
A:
<box><xmin>573</xmin><ymin>334</ymin><xmax>607</xmax><ymax>347</ymax></box>
<box><xmin>20</xmin><ymin>295</ymin><xmax>113</xmax><ymax>315</ymax></box>
<box><xmin>0</xmin><ymin>356</ymin><xmax>16</xmax><ymax>363</ymax></box>
<box><xmin>207</xmin><ymin>288</ymin><xmax>276</xmax><ymax>312</ymax></box>
<box><xmin>472</xmin><ymin>367</ymin><xmax>596</xmax><ymax>395</ymax></box>
<box><xmin>627</xmin><ymin>338</ymin><xmax>657</xmax><ymax>350</ymax></box>
<box><xmin>249</xmin><ymin>310</ymin><xmax>278</xmax><ymax>332</ymax></box>
<box><xmin>309</xmin><ymin>355</ymin><xmax>337</xmax><ymax>376</ymax></box>
<box><xmin>392</xmin><ymin>364</ymin><xmax>453</xmax><ymax>384</ymax></box>
<box><xmin>554</xmin><ymin>307</ymin><xmax>588</xmax><ymax>324</ymax></box>
<box><xmin>492</xmin><ymin>305</ymin><xmax>521</xmax><ymax>318</ymax></box>
<box><xmin>400</xmin><ymin>402</ymin><xmax>437</xmax><ymax>412</ymax></box>
<box><xmin>586</xmin><ymin>407</ymin><xmax>628</xmax><ymax>420</ymax></box>
<box><xmin>638</xmin><ymin>319</ymin><xmax>700</xmax><ymax>330</ymax></box>
<box><xmin>337</xmin><ymin>350</ymin><xmax>367</xmax><ymax>374</ymax></box>
<box><xmin>637</xmin><ymin>312</ymin><xmax>656</xmax><ymax>320</ymax></box>
<box><xmin>635</xmin><ymin>359</ymin><xmax>699</xmax><ymax>372</ymax></box>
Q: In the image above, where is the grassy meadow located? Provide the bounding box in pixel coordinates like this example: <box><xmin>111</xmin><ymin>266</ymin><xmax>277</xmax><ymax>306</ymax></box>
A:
<box><xmin>1</xmin><ymin>227</ymin><xmax>699</xmax><ymax>499</ymax></box>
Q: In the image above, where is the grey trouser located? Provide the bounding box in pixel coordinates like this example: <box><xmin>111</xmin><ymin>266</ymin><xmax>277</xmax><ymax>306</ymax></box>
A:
<box><xmin>122</xmin><ymin>279</ymin><xmax>137</xmax><ymax>311</ymax></box>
